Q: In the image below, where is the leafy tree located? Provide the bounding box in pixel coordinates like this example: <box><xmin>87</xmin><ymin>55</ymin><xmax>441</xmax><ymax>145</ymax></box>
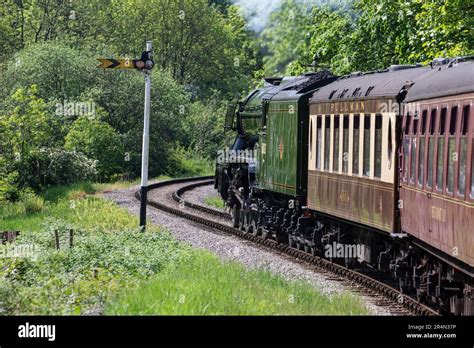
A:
<box><xmin>288</xmin><ymin>6</ymin><xmax>353</xmax><ymax>75</ymax></box>
<box><xmin>0</xmin><ymin>85</ymin><xmax>56</xmax><ymax>170</ymax></box>
<box><xmin>1</xmin><ymin>42</ymin><xmax>97</xmax><ymax>102</ymax></box>
<box><xmin>290</xmin><ymin>0</ymin><xmax>474</xmax><ymax>75</ymax></box>
<box><xmin>65</xmin><ymin>116</ymin><xmax>124</xmax><ymax>181</ymax></box>
<box><xmin>261</xmin><ymin>0</ymin><xmax>312</xmax><ymax>75</ymax></box>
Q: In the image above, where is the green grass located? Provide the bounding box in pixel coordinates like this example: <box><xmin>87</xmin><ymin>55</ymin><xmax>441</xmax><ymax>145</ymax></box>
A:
<box><xmin>0</xmin><ymin>183</ymin><xmax>139</xmax><ymax>232</ymax></box>
<box><xmin>0</xmin><ymin>180</ymin><xmax>369</xmax><ymax>316</ymax></box>
<box><xmin>106</xmin><ymin>252</ymin><xmax>368</xmax><ymax>315</ymax></box>
<box><xmin>204</xmin><ymin>195</ymin><xmax>225</xmax><ymax>209</ymax></box>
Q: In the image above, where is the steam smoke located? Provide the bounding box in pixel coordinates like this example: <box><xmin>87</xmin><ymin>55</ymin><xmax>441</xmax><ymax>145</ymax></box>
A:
<box><xmin>233</xmin><ymin>0</ymin><xmax>284</xmax><ymax>33</ymax></box>
<box><xmin>233</xmin><ymin>0</ymin><xmax>351</xmax><ymax>33</ymax></box>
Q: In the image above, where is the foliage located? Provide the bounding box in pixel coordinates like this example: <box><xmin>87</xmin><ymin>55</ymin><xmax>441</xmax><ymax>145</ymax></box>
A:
<box><xmin>0</xmin><ymin>171</ymin><xmax>20</xmax><ymax>203</ymax></box>
<box><xmin>0</xmin><ymin>222</ymin><xmax>190</xmax><ymax>315</ymax></box>
<box><xmin>168</xmin><ymin>147</ymin><xmax>215</xmax><ymax>177</ymax></box>
<box><xmin>0</xmin><ymin>86</ymin><xmax>97</xmax><ymax>192</ymax></box>
<box><xmin>0</xmin><ymin>183</ymin><xmax>367</xmax><ymax>315</ymax></box>
<box><xmin>1</xmin><ymin>42</ymin><xmax>97</xmax><ymax>102</ymax></box>
<box><xmin>204</xmin><ymin>195</ymin><xmax>225</xmax><ymax>209</ymax></box>
<box><xmin>65</xmin><ymin>116</ymin><xmax>124</xmax><ymax>181</ymax></box>
<box><xmin>17</xmin><ymin>148</ymin><xmax>97</xmax><ymax>192</ymax></box>
<box><xmin>106</xmin><ymin>251</ymin><xmax>369</xmax><ymax>315</ymax></box>
<box><xmin>0</xmin><ymin>0</ymin><xmax>262</xmax><ymax>99</ymax></box>
<box><xmin>18</xmin><ymin>188</ymin><xmax>45</xmax><ymax>214</ymax></box>
<box><xmin>181</xmin><ymin>100</ymin><xmax>226</xmax><ymax>159</ymax></box>
<box><xmin>288</xmin><ymin>7</ymin><xmax>353</xmax><ymax>76</ymax></box>
<box><xmin>0</xmin><ymin>85</ymin><xmax>56</xmax><ymax>167</ymax></box>
<box><xmin>0</xmin><ymin>188</ymin><xmax>44</xmax><ymax>220</ymax></box>
<box><xmin>261</xmin><ymin>0</ymin><xmax>313</xmax><ymax>75</ymax></box>
<box><xmin>290</xmin><ymin>0</ymin><xmax>474</xmax><ymax>75</ymax></box>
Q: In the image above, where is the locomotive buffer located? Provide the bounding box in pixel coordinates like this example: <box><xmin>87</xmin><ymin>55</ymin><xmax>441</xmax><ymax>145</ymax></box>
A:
<box><xmin>97</xmin><ymin>41</ymin><xmax>155</xmax><ymax>229</ymax></box>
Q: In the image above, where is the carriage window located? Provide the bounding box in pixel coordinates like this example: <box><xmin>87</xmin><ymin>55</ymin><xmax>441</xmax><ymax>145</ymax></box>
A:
<box><xmin>353</xmin><ymin>115</ymin><xmax>360</xmax><ymax>175</ymax></box>
<box><xmin>333</xmin><ymin>115</ymin><xmax>340</xmax><ymax>172</ymax></box>
<box><xmin>403</xmin><ymin>137</ymin><xmax>409</xmax><ymax>182</ymax></box>
<box><xmin>404</xmin><ymin>114</ymin><xmax>411</xmax><ymax>135</ymax></box>
<box><xmin>374</xmin><ymin>115</ymin><xmax>382</xmax><ymax>178</ymax></box>
<box><xmin>427</xmin><ymin>137</ymin><xmax>434</xmax><ymax>188</ymax></box>
<box><xmin>429</xmin><ymin>109</ymin><xmax>436</xmax><ymax>135</ymax></box>
<box><xmin>447</xmin><ymin>138</ymin><xmax>456</xmax><ymax>193</ymax></box>
<box><xmin>461</xmin><ymin>105</ymin><xmax>470</xmax><ymax>135</ymax></box>
<box><xmin>459</xmin><ymin>106</ymin><xmax>470</xmax><ymax>197</ymax></box>
<box><xmin>449</xmin><ymin>106</ymin><xmax>458</xmax><ymax>135</ymax></box>
<box><xmin>316</xmin><ymin>116</ymin><xmax>322</xmax><ymax>170</ymax></box>
<box><xmin>363</xmin><ymin>114</ymin><xmax>371</xmax><ymax>177</ymax></box>
<box><xmin>343</xmin><ymin>115</ymin><xmax>349</xmax><ymax>173</ymax></box>
<box><xmin>439</xmin><ymin>108</ymin><xmax>447</xmax><ymax>135</ymax></box>
<box><xmin>324</xmin><ymin>115</ymin><xmax>330</xmax><ymax>171</ymax></box>
<box><xmin>459</xmin><ymin>138</ymin><xmax>467</xmax><ymax>196</ymax></box>
<box><xmin>427</xmin><ymin>109</ymin><xmax>436</xmax><ymax>188</ymax></box>
<box><xmin>418</xmin><ymin>136</ymin><xmax>425</xmax><ymax>187</ymax></box>
<box><xmin>436</xmin><ymin>138</ymin><xmax>445</xmax><ymax>190</ymax></box>
<box><xmin>447</xmin><ymin>107</ymin><xmax>458</xmax><ymax>193</ymax></box>
<box><xmin>421</xmin><ymin>110</ymin><xmax>427</xmax><ymax>135</ymax></box>
<box><xmin>410</xmin><ymin>135</ymin><xmax>417</xmax><ymax>184</ymax></box>
<box><xmin>436</xmin><ymin>109</ymin><xmax>447</xmax><ymax>191</ymax></box>
<box><xmin>387</xmin><ymin>118</ymin><xmax>393</xmax><ymax>169</ymax></box>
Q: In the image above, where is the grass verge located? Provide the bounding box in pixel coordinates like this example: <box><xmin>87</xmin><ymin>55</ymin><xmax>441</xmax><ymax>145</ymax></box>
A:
<box><xmin>106</xmin><ymin>252</ymin><xmax>368</xmax><ymax>315</ymax></box>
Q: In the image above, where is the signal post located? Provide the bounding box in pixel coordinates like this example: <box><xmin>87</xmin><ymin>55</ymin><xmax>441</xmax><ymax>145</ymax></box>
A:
<box><xmin>98</xmin><ymin>41</ymin><xmax>155</xmax><ymax>230</ymax></box>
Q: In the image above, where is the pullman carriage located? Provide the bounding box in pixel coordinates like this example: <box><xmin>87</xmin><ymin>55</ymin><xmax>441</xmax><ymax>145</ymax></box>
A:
<box><xmin>307</xmin><ymin>66</ymin><xmax>436</xmax><ymax>235</ymax></box>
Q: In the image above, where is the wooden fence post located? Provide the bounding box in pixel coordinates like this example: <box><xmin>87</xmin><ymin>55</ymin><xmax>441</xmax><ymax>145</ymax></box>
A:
<box><xmin>69</xmin><ymin>229</ymin><xmax>74</xmax><ymax>248</ymax></box>
<box><xmin>54</xmin><ymin>230</ymin><xmax>60</xmax><ymax>250</ymax></box>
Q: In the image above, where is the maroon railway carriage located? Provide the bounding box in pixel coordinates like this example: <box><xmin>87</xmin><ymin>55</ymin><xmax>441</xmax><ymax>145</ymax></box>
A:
<box><xmin>400</xmin><ymin>60</ymin><xmax>474</xmax><ymax>314</ymax></box>
<box><xmin>306</xmin><ymin>59</ymin><xmax>474</xmax><ymax>314</ymax></box>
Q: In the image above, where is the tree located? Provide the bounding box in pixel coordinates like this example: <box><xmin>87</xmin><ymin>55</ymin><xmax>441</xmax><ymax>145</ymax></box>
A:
<box><xmin>65</xmin><ymin>116</ymin><xmax>124</xmax><ymax>181</ymax></box>
<box><xmin>290</xmin><ymin>0</ymin><xmax>474</xmax><ymax>76</ymax></box>
<box><xmin>1</xmin><ymin>42</ymin><xmax>97</xmax><ymax>102</ymax></box>
<box><xmin>289</xmin><ymin>6</ymin><xmax>353</xmax><ymax>76</ymax></box>
<box><xmin>261</xmin><ymin>0</ymin><xmax>312</xmax><ymax>75</ymax></box>
<box><xmin>0</xmin><ymin>85</ymin><xmax>55</xmax><ymax>169</ymax></box>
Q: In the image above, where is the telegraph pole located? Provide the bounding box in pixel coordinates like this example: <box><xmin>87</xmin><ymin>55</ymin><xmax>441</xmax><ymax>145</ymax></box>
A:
<box><xmin>139</xmin><ymin>41</ymin><xmax>153</xmax><ymax>229</ymax></box>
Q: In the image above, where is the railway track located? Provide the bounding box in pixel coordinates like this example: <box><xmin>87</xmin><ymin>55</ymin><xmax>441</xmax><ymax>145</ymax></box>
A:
<box><xmin>136</xmin><ymin>176</ymin><xmax>439</xmax><ymax>316</ymax></box>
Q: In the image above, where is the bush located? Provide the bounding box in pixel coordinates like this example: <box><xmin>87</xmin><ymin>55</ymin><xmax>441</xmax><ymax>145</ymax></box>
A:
<box><xmin>19</xmin><ymin>189</ymin><xmax>45</xmax><ymax>214</ymax></box>
<box><xmin>65</xmin><ymin>116</ymin><xmax>124</xmax><ymax>181</ymax></box>
<box><xmin>19</xmin><ymin>148</ymin><xmax>97</xmax><ymax>190</ymax></box>
<box><xmin>168</xmin><ymin>146</ymin><xmax>214</xmax><ymax>176</ymax></box>
<box><xmin>0</xmin><ymin>171</ymin><xmax>20</xmax><ymax>202</ymax></box>
<box><xmin>1</xmin><ymin>42</ymin><xmax>97</xmax><ymax>102</ymax></box>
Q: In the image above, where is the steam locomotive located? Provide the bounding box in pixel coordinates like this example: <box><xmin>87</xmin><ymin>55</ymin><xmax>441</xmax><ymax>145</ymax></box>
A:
<box><xmin>214</xmin><ymin>57</ymin><xmax>474</xmax><ymax>315</ymax></box>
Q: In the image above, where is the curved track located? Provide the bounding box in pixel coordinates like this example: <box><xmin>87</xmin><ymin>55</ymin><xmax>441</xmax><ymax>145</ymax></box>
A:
<box><xmin>137</xmin><ymin>176</ymin><xmax>439</xmax><ymax>316</ymax></box>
